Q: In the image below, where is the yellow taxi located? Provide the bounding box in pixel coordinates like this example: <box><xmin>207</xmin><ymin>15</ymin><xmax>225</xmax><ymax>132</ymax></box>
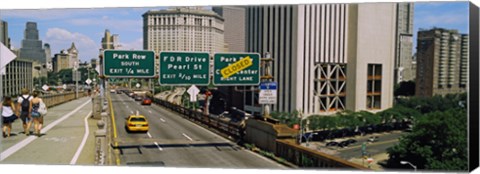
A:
<box><xmin>125</xmin><ymin>114</ymin><xmax>149</xmax><ymax>133</ymax></box>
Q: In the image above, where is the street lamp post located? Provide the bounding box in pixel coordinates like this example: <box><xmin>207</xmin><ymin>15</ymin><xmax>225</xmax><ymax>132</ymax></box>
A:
<box><xmin>400</xmin><ymin>161</ymin><xmax>417</xmax><ymax>172</ymax></box>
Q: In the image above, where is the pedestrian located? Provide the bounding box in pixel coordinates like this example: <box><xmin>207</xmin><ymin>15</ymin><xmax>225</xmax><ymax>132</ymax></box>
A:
<box><xmin>1</xmin><ymin>96</ymin><xmax>18</xmax><ymax>138</ymax></box>
<box><xmin>17</xmin><ymin>88</ymin><xmax>33</xmax><ymax>136</ymax></box>
<box><xmin>30</xmin><ymin>91</ymin><xmax>45</xmax><ymax>136</ymax></box>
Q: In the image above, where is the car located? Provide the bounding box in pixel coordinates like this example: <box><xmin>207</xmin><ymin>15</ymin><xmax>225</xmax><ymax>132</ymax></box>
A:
<box><xmin>368</xmin><ymin>136</ymin><xmax>379</xmax><ymax>142</ymax></box>
<box><xmin>135</xmin><ymin>95</ymin><xmax>143</xmax><ymax>101</ymax></box>
<box><xmin>110</xmin><ymin>89</ymin><xmax>116</xmax><ymax>93</ymax></box>
<box><xmin>128</xmin><ymin>92</ymin><xmax>135</xmax><ymax>97</ymax></box>
<box><xmin>125</xmin><ymin>114</ymin><xmax>149</xmax><ymax>133</ymax></box>
<box><xmin>116</xmin><ymin>90</ymin><xmax>122</xmax><ymax>94</ymax></box>
<box><xmin>338</xmin><ymin>141</ymin><xmax>350</xmax><ymax>148</ymax></box>
<box><xmin>346</xmin><ymin>139</ymin><xmax>357</xmax><ymax>145</ymax></box>
<box><xmin>142</xmin><ymin>98</ymin><xmax>152</xmax><ymax>105</ymax></box>
<box><xmin>326</xmin><ymin>141</ymin><xmax>338</xmax><ymax>147</ymax></box>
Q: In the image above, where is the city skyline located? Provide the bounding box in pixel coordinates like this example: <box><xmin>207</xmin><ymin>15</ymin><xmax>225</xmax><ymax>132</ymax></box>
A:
<box><xmin>0</xmin><ymin>1</ymin><xmax>469</xmax><ymax>62</ymax></box>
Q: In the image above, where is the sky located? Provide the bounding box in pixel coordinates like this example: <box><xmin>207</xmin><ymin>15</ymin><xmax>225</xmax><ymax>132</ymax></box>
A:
<box><xmin>0</xmin><ymin>0</ymin><xmax>472</xmax><ymax>63</ymax></box>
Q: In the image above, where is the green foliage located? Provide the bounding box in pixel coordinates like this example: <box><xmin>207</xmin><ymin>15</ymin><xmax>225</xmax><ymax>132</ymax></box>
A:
<box><xmin>387</xmin><ymin>108</ymin><xmax>467</xmax><ymax>171</ymax></box>
<box><xmin>394</xmin><ymin>81</ymin><xmax>415</xmax><ymax>96</ymax></box>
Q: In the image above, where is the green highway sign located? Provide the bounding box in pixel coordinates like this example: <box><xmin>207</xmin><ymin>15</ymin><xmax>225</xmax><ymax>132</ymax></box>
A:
<box><xmin>159</xmin><ymin>52</ymin><xmax>210</xmax><ymax>85</ymax></box>
<box><xmin>103</xmin><ymin>50</ymin><xmax>155</xmax><ymax>78</ymax></box>
<box><xmin>213</xmin><ymin>53</ymin><xmax>260</xmax><ymax>86</ymax></box>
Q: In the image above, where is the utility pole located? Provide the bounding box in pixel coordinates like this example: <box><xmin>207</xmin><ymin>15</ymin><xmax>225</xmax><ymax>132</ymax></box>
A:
<box><xmin>262</xmin><ymin>52</ymin><xmax>274</xmax><ymax>119</ymax></box>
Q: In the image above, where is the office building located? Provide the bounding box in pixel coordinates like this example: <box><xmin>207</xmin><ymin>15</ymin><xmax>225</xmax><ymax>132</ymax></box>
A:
<box><xmin>1</xmin><ymin>59</ymin><xmax>34</xmax><ymax>97</ymax></box>
<box><xmin>1</xmin><ymin>20</ymin><xmax>10</xmax><ymax>48</ymax></box>
<box><xmin>394</xmin><ymin>3</ymin><xmax>415</xmax><ymax>83</ymax></box>
<box><xmin>67</xmin><ymin>42</ymin><xmax>79</xmax><ymax>68</ymax></box>
<box><xmin>52</xmin><ymin>50</ymin><xmax>70</xmax><ymax>73</ymax></box>
<box><xmin>143</xmin><ymin>7</ymin><xmax>227</xmax><ymax>53</ymax></box>
<box><xmin>101</xmin><ymin>29</ymin><xmax>120</xmax><ymax>50</ymax></box>
<box><xmin>212</xmin><ymin>6</ymin><xmax>247</xmax><ymax>110</ymax></box>
<box><xmin>244</xmin><ymin>3</ymin><xmax>396</xmax><ymax>116</ymax></box>
<box><xmin>19</xmin><ymin>22</ymin><xmax>47</xmax><ymax>63</ymax></box>
<box><xmin>416</xmin><ymin>28</ymin><xmax>468</xmax><ymax>97</ymax></box>
<box><xmin>212</xmin><ymin>6</ymin><xmax>246</xmax><ymax>52</ymax></box>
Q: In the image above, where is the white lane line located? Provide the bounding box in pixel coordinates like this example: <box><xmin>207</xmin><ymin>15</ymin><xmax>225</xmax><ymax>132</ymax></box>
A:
<box><xmin>147</xmin><ymin>132</ymin><xmax>153</xmax><ymax>138</ymax></box>
<box><xmin>160</xmin><ymin>118</ymin><xmax>166</xmax><ymax>123</ymax></box>
<box><xmin>1</xmin><ymin>99</ymin><xmax>91</xmax><ymax>161</ymax></box>
<box><xmin>130</xmin><ymin>111</ymin><xmax>133</xmax><ymax>114</ymax></box>
<box><xmin>153</xmin><ymin>142</ymin><xmax>163</xmax><ymax>151</ymax></box>
<box><xmin>182</xmin><ymin>133</ymin><xmax>193</xmax><ymax>141</ymax></box>
<box><xmin>148</xmin><ymin>110</ymin><xmax>152</xmax><ymax>114</ymax></box>
<box><xmin>70</xmin><ymin>110</ymin><xmax>93</xmax><ymax>165</ymax></box>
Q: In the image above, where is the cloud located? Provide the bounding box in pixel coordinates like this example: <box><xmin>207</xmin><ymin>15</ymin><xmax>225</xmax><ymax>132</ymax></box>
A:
<box><xmin>119</xmin><ymin>38</ymin><xmax>143</xmax><ymax>50</ymax></box>
<box><xmin>45</xmin><ymin>28</ymin><xmax>99</xmax><ymax>61</ymax></box>
<box><xmin>68</xmin><ymin>17</ymin><xmax>142</xmax><ymax>33</ymax></box>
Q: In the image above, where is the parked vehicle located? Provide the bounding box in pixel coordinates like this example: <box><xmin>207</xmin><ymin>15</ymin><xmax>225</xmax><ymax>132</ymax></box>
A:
<box><xmin>326</xmin><ymin>141</ymin><xmax>339</xmax><ymax>147</ymax></box>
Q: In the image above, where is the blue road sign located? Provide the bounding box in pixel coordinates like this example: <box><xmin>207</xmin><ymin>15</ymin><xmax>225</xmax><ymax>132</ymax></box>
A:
<box><xmin>260</xmin><ymin>82</ymin><xmax>277</xmax><ymax>90</ymax></box>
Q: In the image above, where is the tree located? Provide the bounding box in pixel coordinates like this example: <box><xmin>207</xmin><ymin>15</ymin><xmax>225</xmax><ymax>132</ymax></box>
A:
<box><xmin>386</xmin><ymin>108</ymin><xmax>467</xmax><ymax>171</ymax></box>
<box><xmin>394</xmin><ymin>81</ymin><xmax>415</xmax><ymax>96</ymax></box>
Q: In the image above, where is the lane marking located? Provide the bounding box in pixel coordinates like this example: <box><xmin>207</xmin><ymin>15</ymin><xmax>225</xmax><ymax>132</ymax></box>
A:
<box><xmin>160</xmin><ymin>118</ymin><xmax>166</xmax><ymax>123</ymax></box>
<box><xmin>130</xmin><ymin>111</ymin><xmax>133</xmax><ymax>114</ymax></box>
<box><xmin>182</xmin><ymin>133</ymin><xmax>193</xmax><ymax>141</ymax></box>
<box><xmin>147</xmin><ymin>132</ymin><xmax>153</xmax><ymax>138</ymax></box>
<box><xmin>148</xmin><ymin>110</ymin><xmax>152</xmax><ymax>114</ymax></box>
<box><xmin>1</xmin><ymin>99</ymin><xmax>91</xmax><ymax>161</ymax></box>
<box><xmin>154</xmin><ymin>142</ymin><xmax>163</xmax><ymax>151</ymax></box>
<box><xmin>70</xmin><ymin>110</ymin><xmax>93</xmax><ymax>165</ymax></box>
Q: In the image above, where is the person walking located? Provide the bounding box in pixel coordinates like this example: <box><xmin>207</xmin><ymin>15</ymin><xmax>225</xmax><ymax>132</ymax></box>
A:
<box><xmin>1</xmin><ymin>96</ymin><xmax>18</xmax><ymax>138</ymax></box>
<box><xmin>17</xmin><ymin>88</ymin><xmax>32</xmax><ymax>136</ymax></box>
<box><xmin>30</xmin><ymin>91</ymin><xmax>44</xmax><ymax>136</ymax></box>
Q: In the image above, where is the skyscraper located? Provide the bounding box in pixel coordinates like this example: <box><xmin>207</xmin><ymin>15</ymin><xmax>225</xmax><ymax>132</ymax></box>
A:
<box><xmin>212</xmin><ymin>6</ymin><xmax>246</xmax><ymax>52</ymax></box>
<box><xmin>101</xmin><ymin>29</ymin><xmax>120</xmax><ymax>50</ymax></box>
<box><xmin>142</xmin><ymin>7</ymin><xmax>227</xmax><ymax>53</ymax></box>
<box><xmin>244</xmin><ymin>3</ymin><xmax>396</xmax><ymax>116</ymax></box>
<box><xmin>416</xmin><ymin>28</ymin><xmax>468</xmax><ymax>97</ymax></box>
<box><xmin>19</xmin><ymin>22</ymin><xmax>47</xmax><ymax>63</ymax></box>
<box><xmin>0</xmin><ymin>20</ymin><xmax>10</xmax><ymax>48</ymax></box>
<box><xmin>68</xmin><ymin>42</ymin><xmax>79</xmax><ymax>68</ymax></box>
<box><xmin>394</xmin><ymin>3</ymin><xmax>415</xmax><ymax>83</ymax></box>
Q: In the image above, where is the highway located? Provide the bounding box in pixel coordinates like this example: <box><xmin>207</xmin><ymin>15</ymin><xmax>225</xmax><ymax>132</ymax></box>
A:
<box><xmin>110</xmin><ymin>92</ymin><xmax>287</xmax><ymax>168</ymax></box>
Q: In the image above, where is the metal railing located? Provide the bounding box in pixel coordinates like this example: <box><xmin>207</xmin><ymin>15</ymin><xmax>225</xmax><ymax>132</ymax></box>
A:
<box><xmin>276</xmin><ymin>139</ymin><xmax>369</xmax><ymax>169</ymax></box>
<box><xmin>152</xmin><ymin>98</ymin><xmax>244</xmax><ymax>140</ymax></box>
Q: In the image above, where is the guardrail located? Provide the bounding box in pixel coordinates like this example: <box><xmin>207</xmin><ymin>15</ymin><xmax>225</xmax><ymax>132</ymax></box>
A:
<box><xmin>152</xmin><ymin>98</ymin><xmax>244</xmax><ymax>140</ymax></box>
<box><xmin>275</xmin><ymin>139</ymin><xmax>369</xmax><ymax>169</ymax></box>
<box><xmin>41</xmin><ymin>91</ymin><xmax>88</xmax><ymax>108</ymax></box>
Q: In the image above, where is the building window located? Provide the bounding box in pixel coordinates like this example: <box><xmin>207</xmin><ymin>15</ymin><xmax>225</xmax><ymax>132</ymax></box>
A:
<box><xmin>367</xmin><ymin>64</ymin><xmax>382</xmax><ymax>110</ymax></box>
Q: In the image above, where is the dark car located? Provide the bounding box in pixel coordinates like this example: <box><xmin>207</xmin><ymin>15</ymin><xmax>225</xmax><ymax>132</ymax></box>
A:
<box><xmin>346</xmin><ymin>139</ymin><xmax>357</xmax><ymax>145</ymax></box>
<box><xmin>338</xmin><ymin>141</ymin><xmax>350</xmax><ymax>148</ymax></box>
<box><xmin>326</xmin><ymin>141</ymin><xmax>338</xmax><ymax>147</ymax></box>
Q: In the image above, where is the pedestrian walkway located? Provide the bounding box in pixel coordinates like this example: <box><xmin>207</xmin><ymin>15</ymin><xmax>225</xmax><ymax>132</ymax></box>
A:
<box><xmin>0</xmin><ymin>97</ymin><xmax>98</xmax><ymax>165</ymax></box>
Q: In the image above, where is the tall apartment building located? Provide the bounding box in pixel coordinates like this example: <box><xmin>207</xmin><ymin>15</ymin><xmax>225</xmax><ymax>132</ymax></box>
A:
<box><xmin>1</xmin><ymin>59</ymin><xmax>34</xmax><ymax>97</ymax></box>
<box><xmin>244</xmin><ymin>3</ymin><xmax>396</xmax><ymax>116</ymax></box>
<box><xmin>0</xmin><ymin>20</ymin><xmax>10</xmax><ymax>48</ymax></box>
<box><xmin>19</xmin><ymin>22</ymin><xmax>47</xmax><ymax>63</ymax></box>
<box><xmin>143</xmin><ymin>7</ymin><xmax>227</xmax><ymax>53</ymax></box>
<box><xmin>394</xmin><ymin>3</ymin><xmax>415</xmax><ymax>83</ymax></box>
<box><xmin>416</xmin><ymin>28</ymin><xmax>468</xmax><ymax>97</ymax></box>
<box><xmin>101</xmin><ymin>29</ymin><xmax>120</xmax><ymax>50</ymax></box>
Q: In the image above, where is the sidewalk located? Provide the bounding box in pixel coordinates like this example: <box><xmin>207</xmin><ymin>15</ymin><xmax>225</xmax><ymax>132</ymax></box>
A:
<box><xmin>0</xmin><ymin>97</ymin><xmax>98</xmax><ymax>165</ymax></box>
